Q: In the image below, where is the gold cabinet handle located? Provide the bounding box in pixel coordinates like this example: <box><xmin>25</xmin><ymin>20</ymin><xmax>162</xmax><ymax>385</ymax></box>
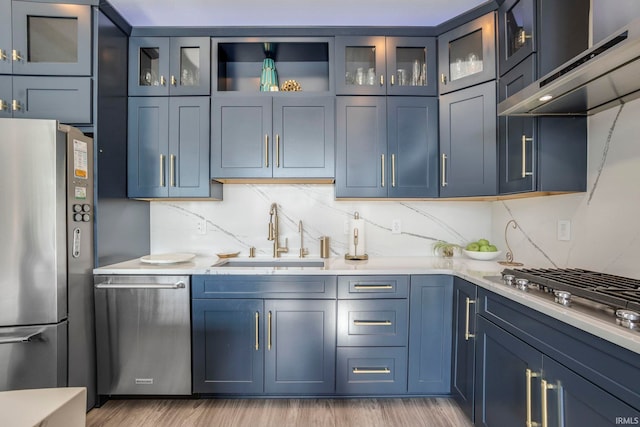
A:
<box><xmin>441</xmin><ymin>153</ymin><xmax>448</xmax><ymax>187</ymax></box>
<box><xmin>381</xmin><ymin>154</ymin><xmax>385</xmax><ymax>187</ymax></box>
<box><xmin>0</xmin><ymin>49</ymin><xmax>6</xmax><ymax>61</ymax></box>
<box><xmin>255</xmin><ymin>312</ymin><xmax>259</xmax><ymax>350</ymax></box>
<box><xmin>265</xmin><ymin>134</ymin><xmax>269</xmax><ymax>167</ymax></box>
<box><xmin>518</xmin><ymin>30</ymin><xmax>533</xmax><ymax>46</ymax></box>
<box><xmin>353</xmin><ymin>320</ymin><xmax>392</xmax><ymax>326</ymax></box>
<box><xmin>526</xmin><ymin>368</ymin><xmax>541</xmax><ymax>427</ymax></box>
<box><xmin>267</xmin><ymin>311</ymin><xmax>272</xmax><ymax>351</ymax></box>
<box><xmin>12</xmin><ymin>49</ymin><xmax>22</xmax><ymax>62</ymax></box>
<box><xmin>0</xmin><ymin>99</ymin><xmax>7</xmax><ymax>111</ymax></box>
<box><xmin>159</xmin><ymin>154</ymin><xmax>166</xmax><ymax>187</ymax></box>
<box><xmin>171</xmin><ymin>75</ymin><xmax>177</xmax><ymax>86</ymax></box>
<box><xmin>390</xmin><ymin>74</ymin><xmax>395</xmax><ymax>86</ymax></box>
<box><xmin>441</xmin><ymin>74</ymin><xmax>447</xmax><ymax>84</ymax></box>
<box><xmin>464</xmin><ymin>297</ymin><xmax>476</xmax><ymax>341</ymax></box>
<box><xmin>160</xmin><ymin>76</ymin><xmax>166</xmax><ymax>86</ymax></box>
<box><xmin>275</xmin><ymin>134</ymin><xmax>280</xmax><ymax>168</ymax></box>
<box><xmin>521</xmin><ymin>135</ymin><xmax>534</xmax><ymax>178</ymax></box>
<box><xmin>169</xmin><ymin>154</ymin><xmax>176</xmax><ymax>187</ymax></box>
<box><xmin>12</xmin><ymin>99</ymin><xmax>21</xmax><ymax>111</ymax></box>
<box><xmin>391</xmin><ymin>154</ymin><xmax>396</xmax><ymax>187</ymax></box>
<box><xmin>353</xmin><ymin>284</ymin><xmax>393</xmax><ymax>290</ymax></box>
<box><xmin>541</xmin><ymin>379</ymin><xmax>557</xmax><ymax>427</ymax></box>
<box><xmin>353</xmin><ymin>368</ymin><xmax>390</xmax><ymax>374</ymax></box>
<box><xmin>379</xmin><ymin>74</ymin><xmax>384</xmax><ymax>86</ymax></box>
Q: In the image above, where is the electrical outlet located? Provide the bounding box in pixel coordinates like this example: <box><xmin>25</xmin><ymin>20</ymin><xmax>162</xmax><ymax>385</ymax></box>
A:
<box><xmin>391</xmin><ymin>219</ymin><xmax>402</xmax><ymax>234</ymax></box>
<box><xmin>197</xmin><ymin>219</ymin><xmax>206</xmax><ymax>235</ymax></box>
<box><xmin>557</xmin><ymin>220</ymin><xmax>571</xmax><ymax>241</ymax></box>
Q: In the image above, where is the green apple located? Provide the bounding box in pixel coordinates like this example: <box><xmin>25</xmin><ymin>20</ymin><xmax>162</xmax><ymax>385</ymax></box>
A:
<box><xmin>479</xmin><ymin>245</ymin><xmax>490</xmax><ymax>252</ymax></box>
<box><xmin>478</xmin><ymin>238</ymin><xmax>490</xmax><ymax>246</ymax></box>
<box><xmin>487</xmin><ymin>244</ymin><xmax>498</xmax><ymax>252</ymax></box>
<box><xmin>466</xmin><ymin>242</ymin><xmax>480</xmax><ymax>251</ymax></box>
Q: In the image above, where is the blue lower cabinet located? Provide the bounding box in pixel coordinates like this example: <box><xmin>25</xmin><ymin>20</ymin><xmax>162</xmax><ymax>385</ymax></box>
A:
<box><xmin>336</xmin><ymin>347</ymin><xmax>407</xmax><ymax>395</ymax></box>
<box><xmin>408</xmin><ymin>275</ymin><xmax>453</xmax><ymax>393</ymax></box>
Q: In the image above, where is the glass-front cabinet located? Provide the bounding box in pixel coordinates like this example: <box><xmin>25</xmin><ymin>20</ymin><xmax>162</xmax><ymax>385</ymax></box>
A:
<box><xmin>498</xmin><ymin>0</ymin><xmax>535</xmax><ymax>75</ymax></box>
<box><xmin>438</xmin><ymin>12</ymin><xmax>496</xmax><ymax>94</ymax></box>
<box><xmin>129</xmin><ymin>37</ymin><xmax>210</xmax><ymax>96</ymax></box>
<box><xmin>6</xmin><ymin>1</ymin><xmax>91</xmax><ymax>76</ymax></box>
<box><xmin>336</xmin><ymin>36</ymin><xmax>437</xmax><ymax>96</ymax></box>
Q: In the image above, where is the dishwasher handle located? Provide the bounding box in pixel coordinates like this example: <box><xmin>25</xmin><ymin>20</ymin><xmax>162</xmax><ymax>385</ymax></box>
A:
<box><xmin>95</xmin><ymin>281</ymin><xmax>186</xmax><ymax>290</ymax></box>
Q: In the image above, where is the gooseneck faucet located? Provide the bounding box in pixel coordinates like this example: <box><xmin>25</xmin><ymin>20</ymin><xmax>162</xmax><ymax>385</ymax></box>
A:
<box><xmin>268</xmin><ymin>203</ymin><xmax>288</xmax><ymax>258</ymax></box>
<box><xmin>298</xmin><ymin>220</ymin><xmax>309</xmax><ymax>258</ymax></box>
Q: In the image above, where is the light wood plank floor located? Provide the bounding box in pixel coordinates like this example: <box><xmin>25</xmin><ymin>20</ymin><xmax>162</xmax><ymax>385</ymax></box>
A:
<box><xmin>86</xmin><ymin>398</ymin><xmax>473</xmax><ymax>427</ymax></box>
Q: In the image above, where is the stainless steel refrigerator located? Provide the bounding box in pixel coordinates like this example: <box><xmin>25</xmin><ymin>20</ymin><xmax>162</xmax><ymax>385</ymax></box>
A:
<box><xmin>0</xmin><ymin>118</ymin><xmax>96</xmax><ymax>408</ymax></box>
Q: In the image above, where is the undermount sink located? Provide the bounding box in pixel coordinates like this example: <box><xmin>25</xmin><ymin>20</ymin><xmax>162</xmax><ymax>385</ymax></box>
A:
<box><xmin>215</xmin><ymin>259</ymin><xmax>326</xmax><ymax>268</ymax></box>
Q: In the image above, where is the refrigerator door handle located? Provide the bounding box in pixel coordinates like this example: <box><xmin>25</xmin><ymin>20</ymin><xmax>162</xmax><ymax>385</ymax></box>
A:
<box><xmin>0</xmin><ymin>331</ymin><xmax>42</xmax><ymax>344</ymax></box>
<box><xmin>95</xmin><ymin>282</ymin><xmax>186</xmax><ymax>290</ymax></box>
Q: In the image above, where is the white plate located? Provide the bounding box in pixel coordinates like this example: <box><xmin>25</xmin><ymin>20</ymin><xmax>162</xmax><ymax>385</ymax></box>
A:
<box><xmin>463</xmin><ymin>249</ymin><xmax>502</xmax><ymax>261</ymax></box>
<box><xmin>140</xmin><ymin>253</ymin><xmax>196</xmax><ymax>264</ymax></box>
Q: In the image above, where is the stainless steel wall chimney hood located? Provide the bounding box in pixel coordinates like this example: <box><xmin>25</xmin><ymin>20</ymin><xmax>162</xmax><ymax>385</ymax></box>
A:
<box><xmin>498</xmin><ymin>18</ymin><xmax>640</xmax><ymax>116</ymax></box>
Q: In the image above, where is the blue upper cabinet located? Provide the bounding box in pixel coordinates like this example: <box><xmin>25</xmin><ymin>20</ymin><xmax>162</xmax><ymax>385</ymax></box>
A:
<box><xmin>129</xmin><ymin>37</ymin><xmax>210</xmax><ymax>96</ymax></box>
<box><xmin>497</xmin><ymin>0</ymin><xmax>535</xmax><ymax>76</ymax></box>
<box><xmin>0</xmin><ymin>75</ymin><xmax>11</xmax><ymax>116</ymax></box>
<box><xmin>438</xmin><ymin>12</ymin><xmax>496</xmax><ymax>94</ymax></box>
<box><xmin>0</xmin><ymin>0</ymin><xmax>11</xmax><ymax>75</ymax></box>
<box><xmin>9</xmin><ymin>1</ymin><xmax>92</xmax><ymax>76</ymax></box>
<box><xmin>336</xmin><ymin>36</ymin><xmax>437</xmax><ymax>96</ymax></box>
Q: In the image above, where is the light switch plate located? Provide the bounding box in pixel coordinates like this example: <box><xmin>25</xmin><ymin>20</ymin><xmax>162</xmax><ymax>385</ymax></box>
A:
<box><xmin>391</xmin><ymin>219</ymin><xmax>402</xmax><ymax>234</ymax></box>
<box><xmin>557</xmin><ymin>220</ymin><xmax>571</xmax><ymax>241</ymax></box>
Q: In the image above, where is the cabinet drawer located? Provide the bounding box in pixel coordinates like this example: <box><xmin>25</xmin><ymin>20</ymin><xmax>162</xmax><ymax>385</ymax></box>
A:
<box><xmin>338</xmin><ymin>275</ymin><xmax>408</xmax><ymax>298</ymax></box>
<box><xmin>192</xmin><ymin>275</ymin><xmax>337</xmax><ymax>299</ymax></box>
<box><xmin>336</xmin><ymin>347</ymin><xmax>407</xmax><ymax>394</ymax></box>
<box><xmin>338</xmin><ymin>299</ymin><xmax>408</xmax><ymax>347</ymax></box>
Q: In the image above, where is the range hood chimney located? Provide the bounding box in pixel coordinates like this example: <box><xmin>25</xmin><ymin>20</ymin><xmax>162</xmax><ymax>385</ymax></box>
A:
<box><xmin>498</xmin><ymin>17</ymin><xmax>640</xmax><ymax>116</ymax></box>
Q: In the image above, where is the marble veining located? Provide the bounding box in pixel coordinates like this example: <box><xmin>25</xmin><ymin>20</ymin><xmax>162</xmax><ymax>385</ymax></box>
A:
<box><xmin>588</xmin><ymin>102</ymin><xmax>624</xmax><ymax>205</ymax></box>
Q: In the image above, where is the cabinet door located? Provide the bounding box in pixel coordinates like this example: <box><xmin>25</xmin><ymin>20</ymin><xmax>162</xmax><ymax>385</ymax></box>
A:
<box><xmin>335</xmin><ymin>96</ymin><xmax>387</xmax><ymax>198</ymax></box>
<box><xmin>498</xmin><ymin>57</ymin><xmax>536</xmax><ymax>194</ymax></box>
<box><xmin>408</xmin><ymin>275</ymin><xmax>453</xmax><ymax>394</ymax></box>
<box><xmin>272</xmin><ymin>96</ymin><xmax>335</xmax><ymax>179</ymax></box>
<box><xmin>129</xmin><ymin>37</ymin><xmax>170</xmax><ymax>96</ymax></box>
<box><xmin>439</xmin><ymin>81</ymin><xmax>497</xmax><ymax>197</ymax></box>
<box><xmin>452</xmin><ymin>278</ymin><xmax>478</xmax><ymax>422</ymax></box>
<box><xmin>12</xmin><ymin>76</ymin><xmax>91</xmax><ymax>124</ymax></box>
<box><xmin>387</xmin><ymin>97</ymin><xmax>438</xmax><ymax>198</ymax></box>
<box><xmin>169</xmin><ymin>37</ymin><xmax>210</xmax><ymax>96</ymax></box>
<box><xmin>475</xmin><ymin>317</ymin><xmax>543</xmax><ymax>427</ymax></box>
<box><xmin>168</xmin><ymin>97</ymin><xmax>210</xmax><ymax>197</ymax></box>
<box><xmin>386</xmin><ymin>37</ymin><xmax>437</xmax><ymax>96</ymax></box>
<box><xmin>438</xmin><ymin>12</ymin><xmax>496</xmax><ymax>94</ymax></box>
<box><xmin>335</xmin><ymin>36</ymin><xmax>386</xmax><ymax>95</ymax></box>
<box><xmin>128</xmin><ymin>97</ymin><xmax>169</xmax><ymax>198</ymax></box>
<box><xmin>542</xmin><ymin>356</ymin><xmax>640</xmax><ymax>427</ymax></box>
<box><xmin>0</xmin><ymin>75</ymin><xmax>10</xmax><ymax>118</ymax></box>
<box><xmin>11</xmin><ymin>2</ymin><xmax>91</xmax><ymax>76</ymax></box>
<box><xmin>0</xmin><ymin>0</ymin><xmax>10</xmax><ymax>74</ymax></box>
<box><xmin>264</xmin><ymin>299</ymin><xmax>336</xmax><ymax>394</ymax></box>
<box><xmin>192</xmin><ymin>299</ymin><xmax>264</xmax><ymax>394</ymax></box>
<box><xmin>211</xmin><ymin>96</ymin><xmax>272</xmax><ymax>178</ymax></box>
<box><xmin>498</xmin><ymin>0</ymin><xmax>535</xmax><ymax>76</ymax></box>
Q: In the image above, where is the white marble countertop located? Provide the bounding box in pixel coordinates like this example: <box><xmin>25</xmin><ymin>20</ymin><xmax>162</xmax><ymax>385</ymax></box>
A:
<box><xmin>94</xmin><ymin>255</ymin><xmax>640</xmax><ymax>355</ymax></box>
<box><xmin>0</xmin><ymin>387</ymin><xmax>86</xmax><ymax>427</ymax></box>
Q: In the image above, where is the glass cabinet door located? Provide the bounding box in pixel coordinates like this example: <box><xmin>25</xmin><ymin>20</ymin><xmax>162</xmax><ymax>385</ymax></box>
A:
<box><xmin>386</xmin><ymin>37</ymin><xmax>437</xmax><ymax>96</ymax></box>
<box><xmin>498</xmin><ymin>0</ymin><xmax>535</xmax><ymax>76</ymax></box>
<box><xmin>168</xmin><ymin>37</ymin><xmax>210</xmax><ymax>96</ymax></box>
<box><xmin>129</xmin><ymin>37</ymin><xmax>170</xmax><ymax>96</ymax></box>
<box><xmin>0</xmin><ymin>0</ymin><xmax>11</xmax><ymax>74</ymax></box>
<box><xmin>335</xmin><ymin>36</ymin><xmax>386</xmax><ymax>95</ymax></box>
<box><xmin>10</xmin><ymin>2</ymin><xmax>91</xmax><ymax>76</ymax></box>
<box><xmin>438</xmin><ymin>12</ymin><xmax>496</xmax><ymax>94</ymax></box>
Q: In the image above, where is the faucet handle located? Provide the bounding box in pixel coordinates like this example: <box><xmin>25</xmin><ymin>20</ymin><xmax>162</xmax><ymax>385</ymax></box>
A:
<box><xmin>299</xmin><ymin>247</ymin><xmax>309</xmax><ymax>258</ymax></box>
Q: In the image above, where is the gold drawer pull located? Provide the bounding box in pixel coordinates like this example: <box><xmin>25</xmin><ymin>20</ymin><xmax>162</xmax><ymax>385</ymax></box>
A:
<box><xmin>353</xmin><ymin>320</ymin><xmax>392</xmax><ymax>326</ymax></box>
<box><xmin>353</xmin><ymin>368</ymin><xmax>391</xmax><ymax>374</ymax></box>
<box><xmin>353</xmin><ymin>284</ymin><xmax>393</xmax><ymax>290</ymax></box>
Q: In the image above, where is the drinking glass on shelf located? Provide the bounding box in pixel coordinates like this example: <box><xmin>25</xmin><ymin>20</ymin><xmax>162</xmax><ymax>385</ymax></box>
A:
<box><xmin>411</xmin><ymin>59</ymin><xmax>420</xmax><ymax>86</ymax></box>
<box><xmin>355</xmin><ymin>67</ymin><xmax>365</xmax><ymax>85</ymax></box>
<box><xmin>366</xmin><ymin>68</ymin><xmax>375</xmax><ymax>85</ymax></box>
<box><xmin>397</xmin><ymin>69</ymin><xmax>407</xmax><ymax>86</ymax></box>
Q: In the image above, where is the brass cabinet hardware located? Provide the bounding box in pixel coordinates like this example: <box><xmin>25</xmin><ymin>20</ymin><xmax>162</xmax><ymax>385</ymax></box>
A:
<box><xmin>12</xmin><ymin>99</ymin><xmax>21</xmax><ymax>111</ymax></box>
<box><xmin>159</xmin><ymin>154</ymin><xmax>166</xmax><ymax>187</ymax></box>
<box><xmin>267</xmin><ymin>311</ymin><xmax>272</xmax><ymax>351</ymax></box>
<box><xmin>169</xmin><ymin>154</ymin><xmax>176</xmax><ymax>187</ymax></box>
<box><xmin>541</xmin><ymin>379</ymin><xmax>557</xmax><ymax>427</ymax></box>
<box><xmin>441</xmin><ymin>153</ymin><xmax>448</xmax><ymax>187</ymax></box>
<box><xmin>0</xmin><ymin>49</ymin><xmax>6</xmax><ymax>60</ymax></box>
<box><xmin>0</xmin><ymin>99</ymin><xmax>7</xmax><ymax>111</ymax></box>
<box><xmin>276</xmin><ymin>134</ymin><xmax>280</xmax><ymax>168</ymax></box>
<box><xmin>264</xmin><ymin>135</ymin><xmax>269</xmax><ymax>167</ymax></box>
<box><xmin>526</xmin><ymin>368</ymin><xmax>541</xmax><ymax>427</ymax></box>
<box><xmin>353</xmin><ymin>368</ymin><xmax>390</xmax><ymax>374</ymax></box>
<box><xmin>353</xmin><ymin>320</ymin><xmax>392</xmax><ymax>326</ymax></box>
<box><xmin>160</xmin><ymin>75</ymin><xmax>166</xmax><ymax>86</ymax></box>
<box><xmin>171</xmin><ymin>75</ymin><xmax>177</xmax><ymax>86</ymax></box>
<box><xmin>379</xmin><ymin>74</ymin><xmax>384</xmax><ymax>86</ymax></box>
<box><xmin>390</xmin><ymin>74</ymin><xmax>395</xmax><ymax>86</ymax></box>
<box><xmin>12</xmin><ymin>49</ymin><xmax>22</xmax><ymax>61</ymax></box>
<box><xmin>464</xmin><ymin>297</ymin><xmax>476</xmax><ymax>341</ymax></box>
<box><xmin>353</xmin><ymin>284</ymin><xmax>393</xmax><ymax>290</ymax></box>
<box><xmin>441</xmin><ymin>74</ymin><xmax>447</xmax><ymax>84</ymax></box>
<box><xmin>381</xmin><ymin>154</ymin><xmax>385</xmax><ymax>187</ymax></box>
<box><xmin>254</xmin><ymin>312</ymin><xmax>259</xmax><ymax>350</ymax></box>
<box><xmin>521</xmin><ymin>135</ymin><xmax>534</xmax><ymax>178</ymax></box>
<box><xmin>391</xmin><ymin>154</ymin><xmax>396</xmax><ymax>187</ymax></box>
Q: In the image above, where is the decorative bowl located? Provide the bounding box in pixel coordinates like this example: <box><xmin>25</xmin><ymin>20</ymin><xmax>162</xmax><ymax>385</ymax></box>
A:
<box><xmin>463</xmin><ymin>249</ymin><xmax>502</xmax><ymax>261</ymax></box>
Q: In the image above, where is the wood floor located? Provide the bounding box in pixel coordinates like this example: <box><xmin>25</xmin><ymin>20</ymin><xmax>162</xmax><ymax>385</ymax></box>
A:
<box><xmin>86</xmin><ymin>397</ymin><xmax>473</xmax><ymax>427</ymax></box>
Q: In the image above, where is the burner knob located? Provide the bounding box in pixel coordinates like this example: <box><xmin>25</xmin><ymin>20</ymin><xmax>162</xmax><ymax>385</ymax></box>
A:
<box><xmin>554</xmin><ymin>290</ymin><xmax>572</xmax><ymax>307</ymax></box>
<box><xmin>515</xmin><ymin>278</ymin><xmax>529</xmax><ymax>291</ymax></box>
<box><xmin>616</xmin><ymin>309</ymin><xmax>640</xmax><ymax>330</ymax></box>
<box><xmin>502</xmin><ymin>274</ymin><xmax>515</xmax><ymax>286</ymax></box>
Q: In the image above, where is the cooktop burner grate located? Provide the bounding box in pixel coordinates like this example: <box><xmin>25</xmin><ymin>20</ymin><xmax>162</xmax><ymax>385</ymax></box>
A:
<box><xmin>502</xmin><ymin>268</ymin><xmax>640</xmax><ymax>312</ymax></box>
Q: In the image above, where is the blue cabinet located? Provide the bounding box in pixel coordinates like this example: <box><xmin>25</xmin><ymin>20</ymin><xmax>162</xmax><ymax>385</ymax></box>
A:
<box><xmin>336</xmin><ymin>347</ymin><xmax>408</xmax><ymax>395</ymax></box>
<box><xmin>0</xmin><ymin>0</ymin><xmax>11</xmax><ymax>75</ymax></box>
<box><xmin>129</xmin><ymin>36</ymin><xmax>210</xmax><ymax>96</ymax></box>
<box><xmin>128</xmin><ymin>96</ymin><xmax>214</xmax><ymax>198</ymax></box>
<box><xmin>0</xmin><ymin>75</ymin><xmax>11</xmax><ymax>117</ymax></box>
<box><xmin>452</xmin><ymin>277</ymin><xmax>477</xmax><ymax>422</ymax></box>
<box><xmin>336</xmin><ymin>96</ymin><xmax>438</xmax><ymax>198</ymax></box>
<box><xmin>408</xmin><ymin>275</ymin><xmax>453</xmax><ymax>394</ymax></box>
<box><xmin>191</xmin><ymin>275</ymin><xmax>337</xmax><ymax>396</ymax></box>
<box><xmin>211</xmin><ymin>95</ymin><xmax>335</xmax><ymax>179</ymax></box>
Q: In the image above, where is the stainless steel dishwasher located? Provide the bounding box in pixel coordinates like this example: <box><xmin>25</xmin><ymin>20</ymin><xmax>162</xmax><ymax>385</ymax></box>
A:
<box><xmin>94</xmin><ymin>275</ymin><xmax>191</xmax><ymax>396</ymax></box>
